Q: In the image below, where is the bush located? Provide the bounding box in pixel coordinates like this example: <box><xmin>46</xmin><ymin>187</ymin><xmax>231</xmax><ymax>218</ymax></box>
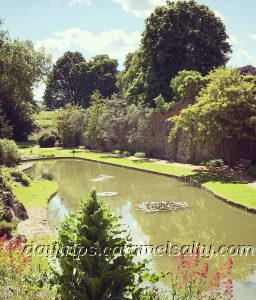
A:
<box><xmin>247</xmin><ymin>165</ymin><xmax>256</xmax><ymax>178</ymax></box>
<box><xmin>0</xmin><ymin>139</ymin><xmax>21</xmax><ymax>167</ymax></box>
<box><xmin>10</xmin><ymin>169</ymin><xmax>31</xmax><ymax>187</ymax></box>
<box><xmin>57</xmin><ymin>105</ymin><xmax>87</xmax><ymax>147</ymax></box>
<box><xmin>134</xmin><ymin>152</ymin><xmax>146</xmax><ymax>158</ymax></box>
<box><xmin>38</xmin><ymin>132</ymin><xmax>57</xmax><ymax>148</ymax></box>
<box><xmin>122</xmin><ymin>151</ymin><xmax>131</xmax><ymax>157</ymax></box>
<box><xmin>112</xmin><ymin>149</ymin><xmax>121</xmax><ymax>155</ymax></box>
<box><xmin>0</xmin><ymin>219</ymin><xmax>18</xmax><ymax>236</ymax></box>
<box><xmin>54</xmin><ymin>190</ymin><xmax>161</xmax><ymax>299</ymax></box>
<box><xmin>198</xmin><ymin>160</ymin><xmax>207</xmax><ymax>166</ymax></box>
<box><xmin>78</xmin><ymin>145</ymin><xmax>86</xmax><ymax>150</ymax></box>
<box><xmin>39</xmin><ymin>150</ymin><xmax>55</xmax><ymax>158</ymax></box>
<box><xmin>1</xmin><ymin>175</ymin><xmax>12</xmax><ymax>192</ymax></box>
<box><xmin>206</xmin><ymin>159</ymin><xmax>224</xmax><ymax>167</ymax></box>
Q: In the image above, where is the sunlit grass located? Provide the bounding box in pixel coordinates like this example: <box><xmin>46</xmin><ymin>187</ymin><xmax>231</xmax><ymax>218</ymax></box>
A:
<box><xmin>13</xmin><ymin>179</ymin><xmax>59</xmax><ymax>208</ymax></box>
<box><xmin>18</xmin><ymin>147</ymin><xmax>256</xmax><ymax>209</ymax></box>
<box><xmin>35</xmin><ymin>111</ymin><xmax>58</xmax><ymax>129</ymax></box>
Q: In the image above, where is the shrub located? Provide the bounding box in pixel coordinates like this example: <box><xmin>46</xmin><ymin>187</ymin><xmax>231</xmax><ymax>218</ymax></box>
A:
<box><xmin>38</xmin><ymin>132</ymin><xmax>57</xmax><ymax>148</ymax></box>
<box><xmin>0</xmin><ymin>219</ymin><xmax>18</xmax><ymax>236</ymax></box>
<box><xmin>54</xmin><ymin>190</ymin><xmax>162</xmax><ymax>299</ymax></box>
<box><xmin>199</xmin><ymin>160</ymin><xmax>207</xmax><ymax>166</ymax></box>
<box><xmin>39</xmin><ymin>150</ymin><xmax>55</xmax><ymax>158</ymax></box>
<box><xmin>78</xmin><ymin>145</ymin><xmax>86</xmax><ymax>150</ymax></box>
<box><xmin>98</xmin><ymin>95</ymin><xmax>153</xmax><ymax>154</ymax></box>
<box><xmin>57</xmin><ymin>105</ymin><xmax>87</xmax><ymax>147</ymax></box>
<box><xmin>112</xmin><ymin>149</ymin><xmax>121</xmax><ymax>155</ymax></box>
<box><xmin>1</xmin><ymin>176</ymin><xmax>12</xmax><ymax>192</ymax></box>
<box><xmin>154</xmin><ymin>94</ymin><xmax>173</xmax><ymax>113</ymax></box>
<box><xmin>0</xmin><ymin>139</ymin><xmax>21</xmax><ymax>167</ymax></box>
<box><xmin>206</xmin><ymin>159</ymin><xmax>224</xmax><ymax>167</ymax></box>
<box><xmin>247</xmin><ymin>165</ymin><xmax>256</xmax><ymax>178</ymax></box>
<box><xmin>122</xmin><ymin>150</ymin><xmax>131</xmax><ymax>157</ymax></box>
<box><xmin>10</xmin><ymin>169</ymin><xmax>31</xmax><ymax>187</ymax></box>
<box><xmin>134</xmin><ymin>152</ymin><xmax>146</xmax><ymax>158</ymax></box>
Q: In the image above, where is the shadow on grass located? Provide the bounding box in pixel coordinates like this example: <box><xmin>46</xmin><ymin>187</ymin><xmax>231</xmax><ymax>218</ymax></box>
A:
<box><xmin>17</xmin><ymin>141</ymin><xmax>37</xmax><ymax>149</ymax></box>
<box><xmin>100</xmin><ymin>155</ymin><xmax>151</xmax><ymax>163</ymax></box>
<box><xmin>100</xmin><ymin>155</ymin><xmax>122</xmax><ymax>159</ymax></box>
<box><xmin>183</xmin><ymin>171</ymin><xmax>244</xmax><ymax>185</ymax></box>
<box><xmin>99</xmin><ymin>155</ymin><xmax>247</xmax><ymax>185</ymax></box>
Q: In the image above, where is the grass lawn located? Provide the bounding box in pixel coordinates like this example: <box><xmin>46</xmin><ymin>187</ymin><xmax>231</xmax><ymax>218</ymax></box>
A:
<box><xmin>13</xmin><ymin>179</ymin><xmax>59</xmax><ymax>208</ymax></box>
<box><xmin>19</xmin><ymin>147</ymin><xmax>256</xmax><ymax>210</ymax></box>
<box><xmin>20</xmin><ymin>147</ymin><xmax>195</xmax><ymax>176</ymax></box>
<box><xmin>35</xmin><ymin>111</ymin><xmax>57</xmax><ymax>129</ymax></box>
<box><xmin>204</xmin><ymin>182</ymin><xmax>256</xmax><ymax>209</ymax></box>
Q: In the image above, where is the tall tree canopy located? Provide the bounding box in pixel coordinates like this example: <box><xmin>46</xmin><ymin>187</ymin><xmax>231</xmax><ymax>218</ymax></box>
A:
<box><xmin>239</xmin><ymin>65</ymin><xmax>256</xmax><ymax>76</ymax></box>
<box><xmin>44</xmin><ymin>51</ymin><xmax>85</xmax><ymax>109</ymax></box>
<box><xmin>122</xmin><ymin>0</ymin><xmax>231</xmax><ymax>106</ymax></box>
<box><xmin>0</xmin><ymin>21</ymin><xmax>50</xmax><ymax>140</ymax></box>
<box><xmin>44</xmin><ymin>53</ymin><xmax>118</xmax><ymax>109</ymax></box>
<box><xmin>0</xmin><ymin>106</ymin><xmax>13</xmax><ymax>139</ymax></box>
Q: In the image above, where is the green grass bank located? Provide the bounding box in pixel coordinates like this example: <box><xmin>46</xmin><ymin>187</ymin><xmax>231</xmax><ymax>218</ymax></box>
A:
<box><xmin>19</xmin><ymin>147</ymin><xmax>256</xmax><ymax>212</ymax></box>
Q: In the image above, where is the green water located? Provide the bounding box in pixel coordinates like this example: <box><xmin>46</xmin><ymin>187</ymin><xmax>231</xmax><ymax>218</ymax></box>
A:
<box><xmin>28</xmin><ymin>159</ymin><xmax>256</xmax><ymax>299</ymax></box>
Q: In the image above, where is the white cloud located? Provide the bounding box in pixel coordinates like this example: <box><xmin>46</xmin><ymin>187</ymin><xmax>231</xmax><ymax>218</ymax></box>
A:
<box><xmin>35</xmin><ymin>27</ymin><xmax>141</xmax><ymax>65</ymax></box>
<box><xmin>213</xmin><ymin>10</ymin><xmax>225</xmax><ymax>21</ymax></box>
<box><xmin>236</xmin><ymin>49</ymin><xmax>256</xmax><ymax>66</ymax></box>
<box><xmin>227</xmin><ymin>35</ymin><xmax>238</xmax><ymax>45</ymax></box>
<box><xmin>68</xmin><ymin>0</ymin><xmax>91</xmax><ymax>7</ymax></box>
<box><xmin>112</xmin><ymin>1</ymin><xmax>225</xmax><ymax>20</ymax></box>
<box><xmin>248</xmin><ymin>32</ymin><xmax>256</xmax><ymax>40</ymax></box>
<box><xmin>112</xmin><ymin>0</ymin><xmax>166</xmax><ymax>18</ymax></box>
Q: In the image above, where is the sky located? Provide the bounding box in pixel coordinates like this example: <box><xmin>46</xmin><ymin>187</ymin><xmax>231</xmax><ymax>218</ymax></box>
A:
<box><xmin>0</xmin><ymin>0</ymin><xmax>256</xmax><ymax>100</ymax></box>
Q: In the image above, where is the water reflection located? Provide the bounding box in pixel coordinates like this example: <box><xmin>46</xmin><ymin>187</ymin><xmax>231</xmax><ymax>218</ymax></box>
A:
<box><xmin>27</xmin><ymin>159</ymin><xmax>256</xmax><ymax>298</ymax></box>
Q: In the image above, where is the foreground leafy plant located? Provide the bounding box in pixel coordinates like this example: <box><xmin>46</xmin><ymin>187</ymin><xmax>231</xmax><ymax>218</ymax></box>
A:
<box><xmin>170</xmin><ymin>248</ymin><xmax>233</xmax><ymax>300</ymax></box>
<box><xmin>53</xmin><ymin>189</ymin><xmax>163</xmax><ymax>299</ymax></box>
<box><xmin>0</xmin><ymin>228</ymin><xmax>55</xmax><ymax>299</ymax></box>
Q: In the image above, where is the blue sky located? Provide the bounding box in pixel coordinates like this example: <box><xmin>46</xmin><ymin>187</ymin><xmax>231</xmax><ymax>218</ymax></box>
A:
<box><xmin>0</xmin><ymin>0</ymin><xmax>256</xmax><ymax>99</ymax></box>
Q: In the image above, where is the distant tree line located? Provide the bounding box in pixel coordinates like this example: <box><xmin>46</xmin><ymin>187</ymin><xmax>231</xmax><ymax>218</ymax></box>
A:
<box><xmin>1</xmin><ymin>0</ymin><xmax>256</xmax><ymax>165</ymax></box>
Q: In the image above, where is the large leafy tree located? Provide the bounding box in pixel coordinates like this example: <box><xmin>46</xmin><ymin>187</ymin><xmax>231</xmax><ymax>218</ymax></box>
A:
<box><xmin>0</xmin><ymin>106</ymin><xmax>13</xmax><ymax>139</ymax></box>
<box><xmin>88</xmin><ymin>54</ymin><xmax>118</xmax><ymax>98</ymax></box>
<box><xmin>54</xmin><ymin>189</ymin><xmax>161</xmax><ymax>299</ymax></box>
<box><xmin>44</xmin><ymin>53</ymin><xmax>118</xmax><ymax>109</ymax></box>
<box><xmin>123</xmin><ymin>0</ymin><xmax>231</xmax><ymax>106</ymax></box>
<box><xmin>117</xmin><ymin>50</ymin><xmax>146</xmax><ymax>106</ymax></box>
<box><xmin>98</xmin><ymin>95</ymin><xmax>154</xmax><ymax>154</ymax></box>
<box><xmin>0</xmin><ymin>21</ymin><xmax>50</xmax><ymax>140</ymax></box>
<box><xmin>44</xmin><ymin>51</ymin><xmax>85</xmax><ymax>109</ymax></box>
<box><xmin>169</xmin><ymin>68</ymin><xmax>256</xmax><ymax>164</ymax></box>
<box><xmin>239</xmin><ymin>65</ymin><xmax>256</xmax><ymax>76</ymax></box>
<box><xmin>71</xmin><ymin>54</ymin><xmax>118</xmax><ymax>108</ymax></box>
<box><xmin>170</xmin><ymin>70</ymin><xmax>207</xmax><ymax>103</ymax></box>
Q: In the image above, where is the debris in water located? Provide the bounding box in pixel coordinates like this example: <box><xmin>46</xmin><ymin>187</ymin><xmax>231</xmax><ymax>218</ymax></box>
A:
<box><xmin>136</xmin><ymin>201</ymin><xmax>188</xmax><ymax>212</ymax></box>
<box><xmin>90</xmin><ymin>175</ymin><xmax>113</xmax><ymax>182</ymax></box>
<box><xmin>97</xmin><ymin>192</ymin><xmax>118</xmax><ymax>197</ymax></box>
